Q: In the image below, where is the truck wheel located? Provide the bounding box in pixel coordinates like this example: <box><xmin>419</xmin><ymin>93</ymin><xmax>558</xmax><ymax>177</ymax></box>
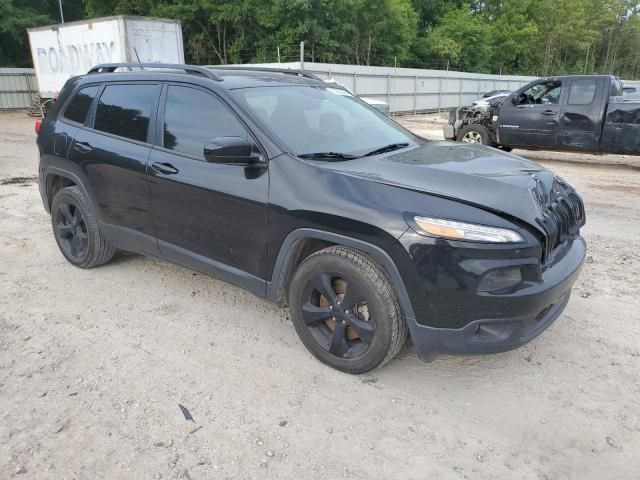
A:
<box><xmin>51</xmin><ymin>186</ymin><xmax>115</xmax><ymax>268</ymax></box>
<box><xmin>457</xmin><ymin>124</ymin><xmax>493</xmax><ymax>146</ymax></box>
<box><xmin>288</xmin><ymin>246</ymin><xmax>408</xmax><ymax>374</ymax></box>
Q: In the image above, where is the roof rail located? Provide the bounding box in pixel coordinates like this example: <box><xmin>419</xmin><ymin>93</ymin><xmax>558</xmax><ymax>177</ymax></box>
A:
<box><xmin>87</xmin><ymin>63</ymin><xmax>223</xmax><ymax>81</ymax></box>
<box><xmin>207</xmin><ymin>65</ymin><xmax>322</xmax><ymax>81</ymax></box>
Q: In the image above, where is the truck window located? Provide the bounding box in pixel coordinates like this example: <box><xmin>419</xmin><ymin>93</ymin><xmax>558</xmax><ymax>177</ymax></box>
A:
<box><xmin>516</xmin><ymin>81</ymin><xmax>562</xmax><ymax>106</ymax></box>
<box><xmin>568</xmin><ymin>79</ymin><xmax>596</xmax><ymax>105</ymax></box>
<box><xmin>63</xmin><ymin>86</ymin><xmax>100</xmax><ymax>124</ymax></box>
<box><xmin>611</xmin><ymin>79</ymin><xmax>623</xmax><ymax>97</ymax></box>
<box><xmin>162</xmin><ymin>85</ymin><xmax>248</xmax><ymax>159</ymax></box>
<box><xmin>94</xmin><ymin>84</ymin><xmax>158</xmax><ymax>143</ymax></box>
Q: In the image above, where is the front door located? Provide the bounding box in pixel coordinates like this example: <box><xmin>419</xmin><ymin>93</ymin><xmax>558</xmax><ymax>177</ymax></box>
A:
<box><xmin>498</xmin><ymin>80</ymin><xmax>564</xmax><ymax>148</ymax></box>
<box><xmin>147</xmin><ymin>84</ymin><xmax>269</xmax><ymax>295</ymax></box>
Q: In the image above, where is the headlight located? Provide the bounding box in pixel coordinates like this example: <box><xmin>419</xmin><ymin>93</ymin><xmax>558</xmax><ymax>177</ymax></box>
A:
<box><xmin>413</xmin><ymin>216</ymin><xmax>524</xmax><ymax>243</ymax></box>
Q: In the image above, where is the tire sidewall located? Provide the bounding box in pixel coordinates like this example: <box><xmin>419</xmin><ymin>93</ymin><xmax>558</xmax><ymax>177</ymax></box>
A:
<box><xmin>289</xmin><ymin>251</ymin><xmax>397</xmax><ymax>374</ymax></box>
<box><xmin>457</xmin><ymin>124</ymin><xmax>491</xmax><ymax>145</ymax></box>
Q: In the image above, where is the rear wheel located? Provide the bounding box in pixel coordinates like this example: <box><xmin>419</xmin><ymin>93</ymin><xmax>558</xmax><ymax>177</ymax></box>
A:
<box><xmin>51</xmin><ymin>186</ymin><xmax>115</xmax><ymax>268</ymax></box>
<box><xmin>289</xmin><ymin>246</ymin><xmax>407</xmax><ymax>374</ymax></box>
<box><xmin>457</xmin><ymin>124</ymin><xmax>493</xmax><ymax>146</ymax></box>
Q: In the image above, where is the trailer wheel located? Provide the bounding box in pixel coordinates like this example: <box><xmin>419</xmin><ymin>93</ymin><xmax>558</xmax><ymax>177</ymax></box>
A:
<box><xmin>457</xmin><ymin>125</ymin><xmax>493</xmax><ymax>146</ymax></box>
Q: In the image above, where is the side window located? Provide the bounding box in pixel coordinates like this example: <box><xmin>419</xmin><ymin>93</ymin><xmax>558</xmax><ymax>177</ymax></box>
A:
<box><xmin>63</xmin><ymin>86</ymin><xmax>100</xmax><ymax>124</ymax></box>
<box><xmin>568</xmin><ymin>79</ymin><xmax>597</xmax><ymax>105</ymax></box>
<box><xmin>94</xmin><ymin>84</ymin><xmax>158</xmax><ymax>142</ymax></box>
<box><xmin>610</xmin><ymin>79</ymin><xmax>623</xmax><ymax>97</ymax></box>
<box><xmin>163</xmin><ymin>85</ymin><xmax>248</xmax><ymax>159</ymax></box>
<box><xmin>516</xmin><ymin>81</ymin><xmax>562</xmax><ymax>106</ymax></box>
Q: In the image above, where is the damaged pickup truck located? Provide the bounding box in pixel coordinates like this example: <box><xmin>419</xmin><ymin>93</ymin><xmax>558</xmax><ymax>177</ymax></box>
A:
<box><xmin>444</xmin><ymin>75</ymin><xmax>640</xmax><ymax>155</ymax></box>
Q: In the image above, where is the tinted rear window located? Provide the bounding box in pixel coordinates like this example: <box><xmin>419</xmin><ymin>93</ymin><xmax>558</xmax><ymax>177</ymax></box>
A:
<box><xmin>94</xmin><ymin>84</ymin><xmax>159</xmax><ymax>142</ymax></box>
<box><xmin>63</xmin><ymin>86</ymin><xmax>100</xmax><ymax>124</ymax></box>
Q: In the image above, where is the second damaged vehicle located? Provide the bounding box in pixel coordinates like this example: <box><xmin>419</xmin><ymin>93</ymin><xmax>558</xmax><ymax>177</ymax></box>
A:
<box><xmin>38</xmin><ymin>64</ymin><xmax>585</xmax><ymax>373</ymax></box>
<box><xmin>445</xmin><ymin>75</ymin><xmax>640</xmax><ymax>155</ymax></box>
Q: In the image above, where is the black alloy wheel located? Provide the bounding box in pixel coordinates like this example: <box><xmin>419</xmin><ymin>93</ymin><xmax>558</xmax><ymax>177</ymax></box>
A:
<box><xmin>289</xmin><ymin>246</ymin><xmax>407</xmax><ymax>373</ymax></box>
<box><xmin>50</xmin><ymin>186</ymin><xmax>115</xmax><ymax>268</ymax></box>
<box><xmin>301</xmin><ymin>271</ymin><xmax>375</xmax><ymax>359</ymax></box>
<box><xmin>54</xmin><ymin>200</ymin><xmax>89</xmax><ymax>260</ymax></box>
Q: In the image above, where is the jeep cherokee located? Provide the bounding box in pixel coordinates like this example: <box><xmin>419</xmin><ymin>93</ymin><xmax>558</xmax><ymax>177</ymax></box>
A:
<box><xmin>37</xmin><ymin>63</ymin><xmax>586</xmax><ymax>373</ymax></box>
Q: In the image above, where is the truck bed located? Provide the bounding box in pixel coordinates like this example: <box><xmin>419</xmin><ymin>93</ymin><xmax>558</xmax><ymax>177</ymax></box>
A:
<box><xmin>601</xmin><ymin>98</ymin><xmax>640</xmax><ymax>155</ymax></box>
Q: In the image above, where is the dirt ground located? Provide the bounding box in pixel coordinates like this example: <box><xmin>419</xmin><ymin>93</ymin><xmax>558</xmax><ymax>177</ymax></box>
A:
<box><xmin>1</xmin><ymin>111</ymin><xmax>639</xmax><ymax>480</ymax></box>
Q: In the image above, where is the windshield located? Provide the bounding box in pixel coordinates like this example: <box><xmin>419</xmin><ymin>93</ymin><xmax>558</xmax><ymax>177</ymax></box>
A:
<box><xmin>232</xmin><ymin>85</ymin><xmax>419</xmax><ymax>157</ymax></box>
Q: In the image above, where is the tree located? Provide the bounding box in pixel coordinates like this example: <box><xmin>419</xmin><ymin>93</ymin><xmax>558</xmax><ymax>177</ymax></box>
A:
<box><xmin>421</xmin><ymin>5</ymin><xmax>490</xmax><ymax>72</ymax></box>
<box><xmin>0</xmin><ymin>0</ymin><xmax>83</xmax><ymax>67</ymax></box>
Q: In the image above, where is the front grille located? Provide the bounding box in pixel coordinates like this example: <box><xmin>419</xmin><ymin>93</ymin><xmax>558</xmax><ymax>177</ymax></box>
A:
<box><xmin>533</xmin><ymin>177</ymin><xmax>585</xmax><ymax>263</ymax></box>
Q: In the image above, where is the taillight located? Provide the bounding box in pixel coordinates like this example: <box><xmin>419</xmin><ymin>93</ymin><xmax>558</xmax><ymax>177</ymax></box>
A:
<box><xmin>35</xmin><ymin>118</ymin><xmax>42</xmax><ymax>134</ymax></box>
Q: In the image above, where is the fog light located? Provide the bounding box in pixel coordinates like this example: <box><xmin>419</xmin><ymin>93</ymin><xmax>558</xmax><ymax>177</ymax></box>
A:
<box><xmin>478</xmin><ymin>268</ymin><xmax>522</xmax><ymax>292</ymax></box>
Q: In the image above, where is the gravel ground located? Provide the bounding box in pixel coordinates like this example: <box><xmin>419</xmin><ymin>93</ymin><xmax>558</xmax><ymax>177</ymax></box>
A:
<box><xmin>1</xmin><ymin>111</ymin><xmax>639</xmax><ymax>480</ymax></box>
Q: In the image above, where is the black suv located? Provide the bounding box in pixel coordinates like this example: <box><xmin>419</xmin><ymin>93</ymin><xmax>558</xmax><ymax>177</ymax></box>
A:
<box><xmin>37</xmin><ymin>63</ymin><xmax>586</xmax><ymax>373</ymax></box>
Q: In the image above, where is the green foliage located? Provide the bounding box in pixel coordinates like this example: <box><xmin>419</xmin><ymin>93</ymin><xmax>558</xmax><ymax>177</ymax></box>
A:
<box><xmin>422</xmin><ymin>5</ymin><xmax>490</xmax><ymax>72</ymax></box>
<box><xmin>1</xmin><ymin>0</ymin><xmax>639</xmax><ymax>78</ymax></box>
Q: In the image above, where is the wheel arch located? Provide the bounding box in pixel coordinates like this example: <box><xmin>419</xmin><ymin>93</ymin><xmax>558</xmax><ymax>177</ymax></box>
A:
<box><xmin>43</xmin><ymin>167</ymin><xmax>92</xmax><ymax>212</ymax></box>
<box><xmin>267</xmin><ymin>228</ymin><xmax>417</xmax><ymax>322</ymax></box>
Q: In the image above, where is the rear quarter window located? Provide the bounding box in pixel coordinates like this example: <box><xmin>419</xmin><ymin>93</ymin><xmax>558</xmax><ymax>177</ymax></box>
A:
<box><xmin>93</xmin><ymin>84</ymin><xmax>159</xmax><ymax>143</ymax></box>
<box><xmin>568</xmin><ymin>79</ymin><xmax>597</xmax><ymax>105</ymax></box>
<box><xmin>63</xmin><ymin>86</ymin><xmax>100</xmax><ymax>124</ymax></box>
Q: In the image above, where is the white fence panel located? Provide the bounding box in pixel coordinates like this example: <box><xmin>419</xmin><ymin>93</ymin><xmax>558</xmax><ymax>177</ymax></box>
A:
<box><xmin>0</xmin><ymin>68</ymin><xmax>37</xmax><ymax>109</ymax></box>
<box><xmin>246</xmin><ymin>62</ymin><xmax>537</xmax><ymax>113</ymax></box>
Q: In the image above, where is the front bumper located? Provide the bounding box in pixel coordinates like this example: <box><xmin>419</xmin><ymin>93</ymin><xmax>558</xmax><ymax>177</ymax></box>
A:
<box><xmin>443</xmin><ymin>124</ymin><xmax>455</xmax><ymax>139</ymax></box>
<box><xmin>397</xmin><ymin>234</ymin><xmax>585</xmax><ymax>357</ymax></box>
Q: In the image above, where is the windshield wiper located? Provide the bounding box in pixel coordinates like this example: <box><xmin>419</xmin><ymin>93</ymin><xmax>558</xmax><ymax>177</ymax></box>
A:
<box><xmin>298</xmin><ymin>152</ymin><xmax>360</xmax><ymax>160</ymax></box>
<box><xmin>362</xmin><ymin>142</ymin><xmax>410</xmax><ymax>157</ymax></box>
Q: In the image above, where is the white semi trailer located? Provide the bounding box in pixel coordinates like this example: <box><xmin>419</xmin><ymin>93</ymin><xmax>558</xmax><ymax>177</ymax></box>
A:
<box><xmin>27</xmin><ymin>16</ymin><xmax>184</xmax><ymax>99</ymax></box>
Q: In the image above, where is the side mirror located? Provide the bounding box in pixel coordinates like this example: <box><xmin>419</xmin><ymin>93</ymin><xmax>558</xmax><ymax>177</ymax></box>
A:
<box><xmin>203</xmin><ymin>136</ymin><xmax>264</xmax><ymax>164</ymax></box>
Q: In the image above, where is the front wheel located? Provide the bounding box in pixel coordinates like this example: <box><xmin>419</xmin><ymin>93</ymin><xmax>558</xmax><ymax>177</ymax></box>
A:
<box><xmin>457</xmin><ymin>124</ymin><xmax>493</xmax><ymax>146</ymax></box>
<box><xmin>289</xmin><ymin>246</ymin><xmax>408</xmax><ymax>374</ymax></box>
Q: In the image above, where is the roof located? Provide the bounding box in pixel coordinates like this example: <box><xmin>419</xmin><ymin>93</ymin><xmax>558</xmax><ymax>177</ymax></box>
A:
<box><xmin>27</xmin><ymin>15</ymin><xmax>181</xmax><ymax>33</ymax></box>
<box><xmin>537</xmin><ymin>74</ymin><xmax>616</xmax><ymax>82</ymax></box>
<box><xmin>211</xmin><ymin>68</ymin><xmax>325</xmax><ymax>89</ymax></box>
<box><xmin>83</xmin><ymin>63</ymin><xmax>328</xmax><ymax>90</ymax></box>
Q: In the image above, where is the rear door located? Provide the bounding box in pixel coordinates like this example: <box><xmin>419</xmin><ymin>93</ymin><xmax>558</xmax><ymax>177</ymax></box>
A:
<box><xmin>557</xmin><ymin>77</ymin><xmax>605</xmax><ymax>151</ymax></box>
<box><xmin>147</xmin><ymin>83</ymin><xmax>269</xmax><ymax>294</ymax></box>
<box><xmin>498</xmin><ymin>80</ymin><xmax>564</xmax><ymax>148</ymax></box>
<box><xmin>67</xmin><ymin>82</ymin><xmax>161</xmax><ymax>254</ymax></box>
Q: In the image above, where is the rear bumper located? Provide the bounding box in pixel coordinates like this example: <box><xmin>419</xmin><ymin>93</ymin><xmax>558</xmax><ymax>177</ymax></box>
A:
<box><xmin>401</xmin><ymin>235</ymin><xmax>585</xmax><ymax>357</ymax></box>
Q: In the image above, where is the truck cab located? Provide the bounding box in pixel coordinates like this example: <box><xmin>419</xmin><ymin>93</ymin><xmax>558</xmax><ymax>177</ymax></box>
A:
<box><xmin>497</xmin><ymin>76</ymin><xmax>615</xmax><ymax>152</ymax></box>
<box><xmin>446</xmin><ymin>75</ymin><xmax>640</xmax><ymax>155</ymax></box>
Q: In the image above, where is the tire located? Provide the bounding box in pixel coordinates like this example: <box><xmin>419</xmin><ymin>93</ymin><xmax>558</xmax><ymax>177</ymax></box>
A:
<box><xmin>288</xmin><ymin>246</ymin><xmax>408</xmax><ymax>374</ymax></box>
<box><xmin>50</xmin><ymin>186</ymin><xmax>115</xmax><ymax>268</ymax></box>
<box><xmin>456</xmin><ymin>124</ymin><xmax>493</xmax><ymax>146</ymax></box>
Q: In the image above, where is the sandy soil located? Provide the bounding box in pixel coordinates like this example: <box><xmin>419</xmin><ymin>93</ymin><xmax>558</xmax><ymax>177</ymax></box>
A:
<box><xmin>1</xmin><ymin>111</ymin><xmax>639</xmax><ymax>479</ymax></box>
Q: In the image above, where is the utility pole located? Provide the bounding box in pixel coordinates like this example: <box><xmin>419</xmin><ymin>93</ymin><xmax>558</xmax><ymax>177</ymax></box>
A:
<box><xmin>277</xmin><ymin>46</ymin><xmax>281</xmax><ymax>66</ymax></box>
<box><xmin>59</xmin><ymin>0</ymin><xmax>64</xmax><ymax>23</ymax></box>
<box><xmin>300</xmin><ymin>41</ymin><xmax>305</xmax><ymax>70</ymax></box>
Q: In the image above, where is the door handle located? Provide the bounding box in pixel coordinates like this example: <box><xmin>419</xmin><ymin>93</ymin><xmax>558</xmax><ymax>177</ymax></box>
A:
<box><xmin>151</xmin><ymin>162</ymin><xmax>179</xmax><ymax>175</ymax></box>
<box><xmin>73</xmin><ymin>141</ymin><xmax>93</xmax><ymax>153</ymax></box>
<box><xmin>542</xmin><ymin>110</ymin><xmax>557</xmax><ymax>116</ymax></box>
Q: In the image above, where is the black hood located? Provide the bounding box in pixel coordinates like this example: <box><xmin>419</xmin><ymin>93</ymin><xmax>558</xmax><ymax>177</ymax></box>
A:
<box><xmin>319</xmin><ymin>141</ymin><xmax>557</xmax><ymax>233</ymax></box>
